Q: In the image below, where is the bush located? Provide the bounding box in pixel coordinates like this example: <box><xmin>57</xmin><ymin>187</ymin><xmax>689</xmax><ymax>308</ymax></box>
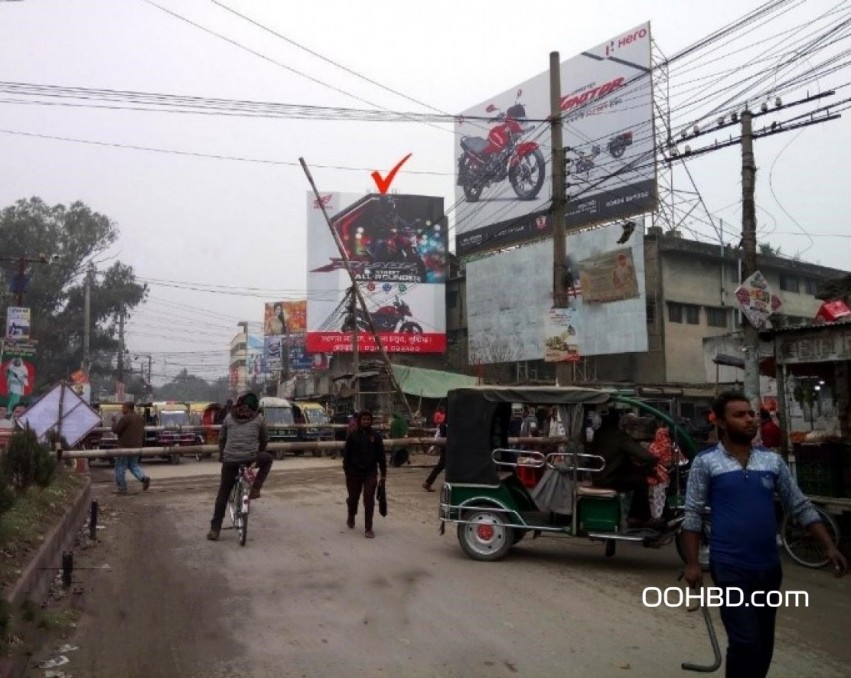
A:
<box><xmin>3</xmin><ymin>428</ymin><xmax>57</xmax><ymax>492</ymax></box>
<box><xmin>0</xmin><ymin>467</ymin><xmax>14</xmax><ymax>515</ymax></box>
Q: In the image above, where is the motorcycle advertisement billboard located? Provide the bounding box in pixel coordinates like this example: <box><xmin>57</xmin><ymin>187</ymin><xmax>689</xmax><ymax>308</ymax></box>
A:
<box><xmin>454</xmin><ymin>22</ymin><xmax>655</xmax><ymax>257</ymax></box>
<box><xmin>466</xmin><ymin>220</ymin><xmax>647</xmax><ymax>364</ymax></box>
<box><xmin>306</xmin><ymin>192</ymin><xmax>447</xmax><ymax>354</ymax></box>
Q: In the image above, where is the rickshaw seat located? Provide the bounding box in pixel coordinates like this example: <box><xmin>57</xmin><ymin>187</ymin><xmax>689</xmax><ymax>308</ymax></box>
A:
<box><xmin>576</xmin><ymin>486</ymin><xmax>618</xmax><ymax>499</ymax></box>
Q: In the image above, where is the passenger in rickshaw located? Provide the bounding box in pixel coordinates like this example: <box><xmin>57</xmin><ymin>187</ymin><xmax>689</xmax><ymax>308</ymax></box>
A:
<box><xmin>590</xmin><ymin>408</ymin><xmax>658</xmax><ymax>527</ymax></box>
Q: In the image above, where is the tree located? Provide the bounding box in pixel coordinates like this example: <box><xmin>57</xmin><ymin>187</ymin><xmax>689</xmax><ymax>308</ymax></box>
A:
<box><xmin>0</xmin><ymin>198</ymin><xmax>147</xmax><ymax>390</ymax></box>
<box><xmin>155</xmin><ymin>369</ymin><xmax>224</xmax><ymax>402</ymax></box>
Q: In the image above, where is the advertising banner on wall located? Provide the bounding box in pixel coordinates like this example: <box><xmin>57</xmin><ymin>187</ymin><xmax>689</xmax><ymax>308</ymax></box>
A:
<box><xmin>5</xmin><ymin>307</ymin><xmax>31</xmax><ymax>340</ymax></box>
<box><xmin>306</xmin><ymin>192</ymin><xmax>447</xmax><ymax>354</ymax></box>
<box><xmin>543</xmin><ymin>307</ymin><xmax>581</xmax><ymax>362</ymax></box>
<box><xmin>466</xmin><ymin>220</ymin><xmax>647</xmax><ymax>364</ymax></box>
<box><xmin>454</xmin><ymin>22</ymin><xmax>655</xmax><ymax>257</ymax></box>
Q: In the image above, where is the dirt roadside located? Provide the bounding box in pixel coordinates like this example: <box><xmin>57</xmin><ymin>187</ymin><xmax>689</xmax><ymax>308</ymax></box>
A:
<box><xmin>22</xmin><ymin>454</ymin><xmax>851</xmax><ymax>677</ymax></box>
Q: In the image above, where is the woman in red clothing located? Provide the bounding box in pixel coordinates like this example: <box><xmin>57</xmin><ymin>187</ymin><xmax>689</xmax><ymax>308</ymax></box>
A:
<box><xmin>760</xmin><ymin>409</ymin><xmax>781</xmax><ymax>448</ymax></box>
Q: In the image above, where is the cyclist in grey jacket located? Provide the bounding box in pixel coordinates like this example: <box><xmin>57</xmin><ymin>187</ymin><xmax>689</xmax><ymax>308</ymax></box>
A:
<box><xmin>207</xmin><ymin>392</ymin><xmax>273</xmax><ymax>540</ymax></box>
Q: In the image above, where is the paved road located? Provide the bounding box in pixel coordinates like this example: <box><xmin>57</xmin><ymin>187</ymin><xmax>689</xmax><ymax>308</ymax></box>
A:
<box><xmin>38</xmin><ymin>455</ymin><xmax>851</xmax><ymax>677</ymax></box>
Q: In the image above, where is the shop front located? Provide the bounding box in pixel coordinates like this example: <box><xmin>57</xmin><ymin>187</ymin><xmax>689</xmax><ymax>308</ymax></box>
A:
<box><xmin>767</xmin><ymin>321</ymin><xmax>851</xmax><ymax>513</ymax></box>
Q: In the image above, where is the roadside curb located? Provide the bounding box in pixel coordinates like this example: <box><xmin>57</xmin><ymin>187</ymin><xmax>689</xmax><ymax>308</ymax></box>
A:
<box><xmin>0</xmin><ymin>473</ymin><xmax>91</xmax><ymax>678</ymax></box>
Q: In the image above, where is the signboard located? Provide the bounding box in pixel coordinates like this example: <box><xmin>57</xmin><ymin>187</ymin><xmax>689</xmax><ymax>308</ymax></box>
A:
<box><xmin>578</xmin><ymin>247</ymin><xmax>639</xmax><ymax>303</ymax></box>
<box><xmin>776</xmin><ymin>327</ymin><xmax>851</xmax><ymax>365</ymax></box>
<box><xmin>455</xmin><ymin>22</ymin><xmax>655</xmax><ymax>256</ymax></box>
<box><xmin>5</xmin><ymin>307</ymin><xmax>30</xmax><ymax>340</ymax></box>
<box><xmin>0</xmin><ymin>339</ymin><xmax>36</xmax><ymax>412</ymax></box>
<box><xmin>466</xmin><ymin>220</ymin><xmax>647</xmax><ymax>364</ymax></box>
<box><xmin>17</xmin><ymin>382</ymin><xmax>101</xmax><ymax>448</ymax></box>
<box><xmin>543</xmin><ymin>307</ymin><xmax>581</xmax><ymax>362</ymax></box>
<box><xmin>306</xmin><ymin>192</ymin><xmax>447</xmax><ymax>354</ymax></box>
<box><xmin>263</xmin><ymin>301</ymin><xmax>306</xmax><ymax>337</ymax></box>
<box><xmin>734</xmin><ymin>271</ymin><xmax>782</xmax><ymax>329</ymax></box>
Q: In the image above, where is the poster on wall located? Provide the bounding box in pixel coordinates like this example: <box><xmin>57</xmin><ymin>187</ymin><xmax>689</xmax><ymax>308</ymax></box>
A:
<box><xmin>578</xmin><ymin>247</ymin><xmax>639</xmax><ymax>303</ymax></box>
<box><xmin>454</xmin><ymin>22</ymin><xmax>655</xmax><ymax>257</ymax></box>
<box><xmin>306</xmin><ymin>192</ymin><xmax>447</xmax><ymax>353</ymax></box>
<box><xmin>543</xmin><ymin>307</ymin><xmax>581</xmax><ymax>362</ymax></box>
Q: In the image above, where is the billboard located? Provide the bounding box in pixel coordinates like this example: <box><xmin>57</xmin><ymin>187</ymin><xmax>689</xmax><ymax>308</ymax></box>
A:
<box><xmin>466</xmin><ymin>220</ymin><xmax>647</xmax><ymax>364</ymax></box>
<box><xmin>455</xmin><ymin>22</ymin><xmax>655</xmax><ymax>257</ymax></box>
<box><xmin>262</xmin><ymin>300</ymin><xmax>319</xmax><ymax>374</ymax></box>
<box><xmin>0</xmin><ymin>339</ymin><xmax>36</xmax><ymax>413</ymax></box>
<box><xmin>306</xmin><ymin>192</ymin><xmax>447</xmax><ymax>354</ymax></box>
<box><xmin>5</xmin><ymin>307</ymin><xmax>31</xmax><ymax>340</ymax></box>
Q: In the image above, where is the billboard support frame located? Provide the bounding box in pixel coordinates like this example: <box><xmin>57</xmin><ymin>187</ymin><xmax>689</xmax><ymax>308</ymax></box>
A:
<box><xmin>299</xmin><ymin>158</ymin><xmax>415</xmax><ymax>421</ymax></box>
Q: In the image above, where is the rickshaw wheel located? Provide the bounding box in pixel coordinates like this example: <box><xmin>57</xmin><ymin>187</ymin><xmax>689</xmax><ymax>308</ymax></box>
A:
<box><xmin>781</xmin><ymin>505</ymin><xmax>840</xmax><ymax>569</ymax></box>
<box><xmin>458</xmin><ymin>510</ymin><xmax>514</xmax><ymax>561</ymax></box>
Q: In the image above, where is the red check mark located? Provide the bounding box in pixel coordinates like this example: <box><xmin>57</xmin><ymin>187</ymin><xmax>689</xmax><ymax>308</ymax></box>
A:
<box><xmin>371</xmin><ymin>153</ymin><xmax>412</xmax><ymax>194</ymax></box>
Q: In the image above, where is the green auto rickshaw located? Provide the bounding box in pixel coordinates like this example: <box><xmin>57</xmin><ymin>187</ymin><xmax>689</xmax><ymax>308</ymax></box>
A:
<box><xmin>438</xmin><ymin>386</ymin><xmax>710</xmax><ymax>565</ymax></box>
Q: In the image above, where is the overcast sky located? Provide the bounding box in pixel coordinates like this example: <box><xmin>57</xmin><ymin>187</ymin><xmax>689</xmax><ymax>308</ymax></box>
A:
<box><xmin>1</xmin><ymin>0</ymin><xmax>849</xmax><ymax>384</ymax></box>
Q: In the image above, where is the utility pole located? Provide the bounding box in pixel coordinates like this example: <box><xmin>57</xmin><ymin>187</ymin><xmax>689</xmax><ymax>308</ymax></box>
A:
<box><xmin>117</xmin><ymin>308</ymin><xmax>125</xmax><ymax>382</ymax></box>
<box><xmin>550</xmin><ymin>51</ymin><xmax>567</xmax><ymax>308</ymax></box>
<box><xmin>740</xmin><ymin>109</ymin><xmax>761</xmax><ymax>409</ymax></box>
<box><xmin>349</xmin><ymin>285</ymin><xmax>360</xmax><ymax>411</ymax></box>
<box><xmin>83</xmin><ymin>264</ymin><xmax>93</xmax><ymax>376</ymax></box>
<box><xmin>550</xmin><ymin>51</ymin><xmax>571</xmax><ymax>386</ymax></box>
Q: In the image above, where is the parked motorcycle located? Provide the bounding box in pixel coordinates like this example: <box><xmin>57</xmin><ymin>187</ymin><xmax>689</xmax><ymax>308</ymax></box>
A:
<box><xmin>608</xmin><ymin>131</ymin><xmax>633</xmax><ymax>158</ymax></box>
<box><xmin>457</xmin><ymin>89</ymin><xmax>546</xmax><ymax>202</ymax></box>
<box><xmin>342</xmin><ymin>295</ymin><xmax>423</xmax><ymax>334</ymax></box>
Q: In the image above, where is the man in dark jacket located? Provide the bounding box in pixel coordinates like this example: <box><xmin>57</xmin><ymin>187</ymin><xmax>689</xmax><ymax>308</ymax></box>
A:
<box><xmin>591</xmin><ymin>409</ymin><xmax>656</xmax><ymax>526</ymax></box>
<box><xmin>207</xmin><ymin>392</ymin><xmax>272</xmax><ymax>541</ymax></box>
<box><xmin>343</xmin><ymin>410</ymin><xmax>386</xmax><ymax>538</ymax></box>
<box><xmin>111</xmin><ymin>401</ymin><xmax>151</xmax><ymax>495</ymax></box>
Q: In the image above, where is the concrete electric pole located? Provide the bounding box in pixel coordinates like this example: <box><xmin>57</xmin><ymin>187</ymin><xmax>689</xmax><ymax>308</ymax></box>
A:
<box><xmin>549</xmin><ymin>51</ymin><xmax>572</xmax><ymax>386</ymax></box>
<box><xmin>740</xmin><ymin>110</ymin><xmax>761</xmax><ymax>409</ymax></box>
<box><xmin>83</xmin><ymin>264</ymin><xmax>94</xmax><ymax>376</ymax></box>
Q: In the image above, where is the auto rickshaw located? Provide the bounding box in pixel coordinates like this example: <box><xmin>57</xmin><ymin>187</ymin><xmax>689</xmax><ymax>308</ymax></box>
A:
<box><xmin>437</xmin><ymin>386</ymin><xmax>710</xmax><ymax>565</ymax></box>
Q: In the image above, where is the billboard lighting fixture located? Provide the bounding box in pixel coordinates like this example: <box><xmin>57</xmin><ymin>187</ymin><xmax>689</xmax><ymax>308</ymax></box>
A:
<box><xmin>693</xmin><ymin>125</ymin><xmax>700</xmax><ymax>135</ymax></box>
<box><xmin>684</xmin><ymin>145</ymin><xmax>692</xmax><ymax>155</ymax></box>
<box><xmin>761</xmin><ymin>102</ymin><xmax>769</xmax><ymax>113</ymax></box>
<box><xmin>717</xmin><ymin>117</ymin><xmax>724</xmax><ymax>127</ymax></box>
<box><xmin>775</xmin><ymin>97</ymin><xmax>782</xmax><ymax>107</ymax></box>
<box><xmin>680</xmin><ymin>129</ymin><xmax>688</xmax><ymax>139</ymax></box>
<box><xmin>731</xmin><ymin>112</ymin><xmax>738</xmax><ymax>123</ymax></box>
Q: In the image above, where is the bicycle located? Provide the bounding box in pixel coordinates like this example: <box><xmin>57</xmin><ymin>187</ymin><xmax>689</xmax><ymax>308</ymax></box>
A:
<box><xmin>228</xmin><ymin>464</ymin><xmax>257</xmax><ymax>547</ymax></box>
<box><xmin>781</xmin><ymin>503</ymin><xmax>842</xmax><ymax>569</ymax></box>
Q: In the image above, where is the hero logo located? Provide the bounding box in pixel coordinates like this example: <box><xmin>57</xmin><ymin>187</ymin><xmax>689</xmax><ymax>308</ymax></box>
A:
<box><xmin>560</xmin><ymin>77</ymin><xmax>625</xmax><ymax>113</ymax></box>
<box><xmin>605</xmin><ymin>26</ymin><xmax>648</xmax><ymax>56</ymax></box>
<box><xmin>313</xmin><ymin>194</ymin><xmax>333</xmax><ymax>209</ymax></box>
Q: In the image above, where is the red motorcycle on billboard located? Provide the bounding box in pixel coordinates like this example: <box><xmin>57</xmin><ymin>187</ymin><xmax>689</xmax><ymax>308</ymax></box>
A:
<box><xmin>341</xmin><ymin>296</ymin><xmax>423</xmax><ymax>334</ymax></box>
<box><xmin>457</xmin><ymin>89</ymin><xmax>546</xmax><ymax>202</ymax></box>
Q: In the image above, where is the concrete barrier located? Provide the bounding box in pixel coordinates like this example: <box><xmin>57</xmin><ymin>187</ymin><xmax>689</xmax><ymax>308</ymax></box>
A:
<box><xmin>4</xmin><ymin>474</ymin><xmax>91</xmax><ymax>608</ymax></box>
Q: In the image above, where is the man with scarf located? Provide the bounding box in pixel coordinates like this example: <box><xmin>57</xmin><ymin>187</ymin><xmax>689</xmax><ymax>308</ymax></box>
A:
<box><xmin>343</xmin><ymin>410</ymin><xmax>386</xmax><ymax>538</ymax></box>
<box><xmin>207</xmin><ymin>392</ymin><xmax>273</xmax><ymax>541</ymax></box>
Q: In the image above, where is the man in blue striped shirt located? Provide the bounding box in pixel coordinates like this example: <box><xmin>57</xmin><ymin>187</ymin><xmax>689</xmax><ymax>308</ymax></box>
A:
<box><xmin>682</xmin><ymin>391</ymin><xmax>846</xmax><ymax>678</ymax></box>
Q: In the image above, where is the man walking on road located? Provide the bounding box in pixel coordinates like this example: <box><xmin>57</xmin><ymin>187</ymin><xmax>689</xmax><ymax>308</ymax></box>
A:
<box><xmin>683</xmin><ymin>390</ymin><xmax>847</xmax><ymax>678</ymax></box>
<box><xmin>342</xmin><ymin>410</ymin><xmax>386</xmax><ymax>538</ymax></box>
<box><xmin>111</xmin><ymin>401</ymin><xmax>151</xmax><ymax>495</ymax></box>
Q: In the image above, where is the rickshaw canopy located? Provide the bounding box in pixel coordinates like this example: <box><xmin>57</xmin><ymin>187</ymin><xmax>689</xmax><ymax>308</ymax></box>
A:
<box><xmin>445</xmin><ymin>385</ymin><xmax>696</xmax><ymax>485</ymax></box>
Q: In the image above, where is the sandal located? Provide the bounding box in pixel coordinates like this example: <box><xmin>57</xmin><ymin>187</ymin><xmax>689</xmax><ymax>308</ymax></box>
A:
<box><xmin>422</xmin><ymin>482</ymin><xmax>434</xmax><ymax>492</ymax></box>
